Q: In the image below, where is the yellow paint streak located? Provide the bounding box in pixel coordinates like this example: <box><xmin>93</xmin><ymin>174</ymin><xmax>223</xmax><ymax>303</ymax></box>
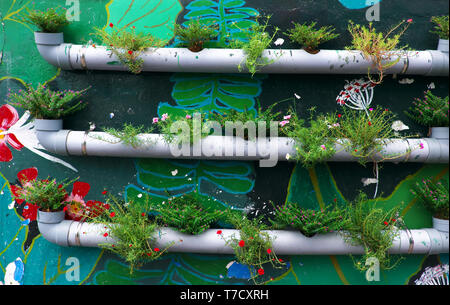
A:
<box><xmin>308</xmin><ymin>167</ymin><xmax>325</xmax><ymax>209</ymax></box>
<box><xmin>5</xmin><ymin>0</ymin><xmax>32</xmax><ymax>20</ymax></box>
<box><xmin>118</xmin><ymin>0</ymin><xmax>135</xmax><ymax>25</ymax></box>
<box><xmin>329</xmin><ymin>256</ymin><xmax>350</xmax><ymax>285</ymax></box>
<box><xmin>79</xmin><ymin>249</ymin><xmax>105</xmax><ymax>285</ymax></box>
<box><xmin>125</xmin><ymin>0</ymin><xmax>163</xmax><ymax>28</ymax></box>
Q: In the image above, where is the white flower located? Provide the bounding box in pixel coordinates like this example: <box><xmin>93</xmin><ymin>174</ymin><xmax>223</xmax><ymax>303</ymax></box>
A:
<box><xmin>285</xmin><ymin>153</ymin><xmax>291</xmax><ymax>160</ymax></box>
<box><xmin>274</xmin><ymin>38</ymin><xmax>284</xmax><ymax>46</ymax></box>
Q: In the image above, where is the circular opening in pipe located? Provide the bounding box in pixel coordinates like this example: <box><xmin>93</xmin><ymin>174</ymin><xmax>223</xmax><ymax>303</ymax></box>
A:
<box><xmin>34</xmin><ymin>32</ymin><xmax>64</xmax><ymax>45</ymax></box>
<box><xmin>34</xmin><ymin>119</ymin><xmax>63</xmax><ymax>131</ymax></box>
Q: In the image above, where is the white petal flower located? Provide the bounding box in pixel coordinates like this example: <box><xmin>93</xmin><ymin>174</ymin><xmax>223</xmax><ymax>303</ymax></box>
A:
<box><xmin>274</xmin><ymin>38</ymin><xmax>284</xmax><ymax>46</ymax></box>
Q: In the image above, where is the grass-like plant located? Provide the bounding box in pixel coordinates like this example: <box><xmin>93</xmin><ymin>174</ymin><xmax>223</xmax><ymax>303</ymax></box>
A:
<box><xmin>221</xmin><ymin>212</ymin><xmax>285</xmax><ymax>284</ymax></box>
<box><xmin>154</xmin><ymin>192</ymin><xmax>226</xmax><ymax>235</ymax></box>
<box><xmin>22</xmin><ymin>7</ymin><xmax>69</xmax><ymax>33</ymax></box>
<box><xmin>284</xmin><ymin>21</ymin><xmax>339</xmax><ymax>54</ymax></box>
<box><xmin>346</xmin><ymin>20</ymin><xmax>412</xmax><ymax>84</ymax></box>
<box><xmin>6</xmin><ymin>83</ymin><xmax>89</xmax><ymax>119</ymax></box>
<box><xmin>404</xmin><ymin>91</ymin><xmax>449</xmax><ymax>127</ymax></box>
<box><xmin>430</xmin><ymin>15</ymin><xmax>449</xmax><ymax>40</ymax></box>
<box><xmin>93</xmin><ymin>24</ymin><xmax>166</xmax><ymax>74</ymax></box>
<box><xmin>97</xmin><ymin>196</ymin><xmax>171</xmax><ymax>274</ymax></box>
<box><xmin>411</xmin><ymin>178</ymin><xmax>449</xmax><ymax>220</ymax></box>
<box><xmin>15</xmin><ymin>176</ymin><xmax>78</xmax><ymax>212</ymax></box>
<box><xmin>270</xmin><ymin>202</ymin><xmax>350</xmax><ymax>237</ymax></box>
<box><xmin>102</xmin><ymin>123</ymin><xmax>156</xmax><ymax>148</ymax></box>
<box><xmin>174</xmin><ymin>19</ymin><xmax>218</xmax><ymax>52</ymax></box>
<box><xmin>230</xmin><ymin>16</ymin><xmax>280</xmax><ymax>76</ymax></box>
<box><xmin>343</xmin><ymin>192</ymin><xmax>404</xmax><ymax>272</ymax></box>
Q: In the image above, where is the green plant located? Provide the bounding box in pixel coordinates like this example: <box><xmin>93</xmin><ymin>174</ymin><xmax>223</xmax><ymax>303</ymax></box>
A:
<box><xmin>343</xmin><ymin>192</ymin><xmax>404</xmax><ymax>272</ymax></box>
<box><xmin>430</xmin><ymin>15</ymin><xmax>449</xmax><ymax>40</ymax></box>
<box><xmin>154</xmin><ymin>192</ymin><xmax>226</xmax><ymax>235</ymax></box>
<box><xmin>222</xmin><ymin>212</ymin><xmax>285</xmax><ymax>284</ymax></box>
<box><xmin>6</xmin><ymin>83</ymin><xmax>89</xmax><ymax>119</ymax></box>
<box><xmin>346</xmin><ymin>20</ymin><xmax>412</xmax><ymax>84</ymax></box>
<box><xmin>411</xmin><ymin>178</ymin><xmax>449</xmax><ymax>220</ymax></box>
<box><xmin>230</xmin><ymin>16</ymin><xmax>280</xmax><ymax>76</ymax></box>
<box><xmin>155</xmin><ymin>112</ymin><xmax>211</xmax><ymax>145</ymax></box>
<box><xmin>326</xmin><ymin>106</ymin><xmax>401</xmax><ymax>166</ymax></box>
<box><xmin>270</xmin><ymin>202</ymin><xmax>350</xmax><ymax>237</ymax></box>
<box><xmin>15</xmin><ymin>176</ymin><xmax>78</xmax><ymax>212</ymax></box>
<box><xmin>284</xmin><ymin>21</ymin><xmax>339</xmax><ymax>54</ymax></box>
<box><xmin>281</xmin><ymin>107</ymin><xmax>337</xmax><ymax>168</ymax></box>
<box><xmin>93</xmin><ymin>24</ymin><xmax>166</xmax><ymax>74</ymax></box>
<box><xmin>174</xmin><ymin>19</ymin><xmax>218</xmax><ymax>52</ymax></box>
<box><xmin>404</xmin><ymin>91</ymin><xmax>449</xmax><ymax>127</ymax></box>
<box><xmin>96</xmin><ymin>196</ymin><xmax>171</xmax><ymax>274</ymax></box>
<box><xmin>22</xmin><ymin>7</ymin><xmax>69</xmax><ymax>33</ymax></box>
<box><xmin>101</xmin><ymin>123</ymin><xmax>156</xmax><ymax>148</ymax></box>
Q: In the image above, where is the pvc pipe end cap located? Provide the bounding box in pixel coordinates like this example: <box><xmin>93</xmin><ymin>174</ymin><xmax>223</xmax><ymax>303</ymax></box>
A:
<box><xmin>34</xmin><ymin>32</ymin><xmax>64</xmax><ymax>45</ymax></box>
<box><xmin>37</xmin><ymin>210</ymin><xmax>65</xmax><ymax>224</ymax></box>
<box><xmin>34</xmin><ymin>119</ymin><xmax>63</xmax><ymax>131</ymax></box>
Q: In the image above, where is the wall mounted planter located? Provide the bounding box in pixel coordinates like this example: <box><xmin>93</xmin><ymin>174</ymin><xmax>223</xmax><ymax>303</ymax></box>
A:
<box><xmin>432</xmin><ymin>217</ymin><xmax>449</xmax><ymax>233</ymax></box>
<box><xmin>34</xmin><ymin>33</ymin><xmax>449</xmax><ymax>76</ymax></box>
<box><xmin>438</xmin><ymin>39</ymin><xmax>449</xmax><ymax>53</ymax></box>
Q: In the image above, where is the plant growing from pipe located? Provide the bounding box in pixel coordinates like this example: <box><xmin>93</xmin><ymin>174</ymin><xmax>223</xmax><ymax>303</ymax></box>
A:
<box><xmin>270</xmin><ymin>202</ymin><xmax>350</xmax><ymax>237</ymax></box>
<box><xmin>284</xmin><ymin>21</ymin><xmax>339</xmax><ymax>54</ymax></box>
<box><xmin>21</xmin><ymin>7</ymin><xmax>70</xmax><ymax>33</ymax></box>
<box><xmin>93</xmin><ymin>24</ymin><xmax>166</xmax><ymax>74</ymax></box>
<box><xmin>173</xmin><ymin>19</ymin><xmax>218</xmax><ymax>52</ymax></box>
<box><xmin>411</xmin><ymin>178</ymin><xmax>449</xmax><ymax>220</ymax></box>
<box><xmin>430</xmin><ymin>15</ymin><xmax>449</xmax><ymax>40</ymax></box>
<box><xmin>346</xmin><ymin>19</ymin><xmax>412</xmax><ymax>84</ymax></box>
<box><xmin>404</xmin><ymin>91</ymin><xmax>449</xmax><ymax>127</ymax></box>
<box><xmin>6</xmin><ymin>83</ymin><xmax>89</xmax><ymax>119</ymax></box>
<box><xmin>100</xmin><ymin>123</ymin><xmax>156</xmax><ymax>148</ymax></box>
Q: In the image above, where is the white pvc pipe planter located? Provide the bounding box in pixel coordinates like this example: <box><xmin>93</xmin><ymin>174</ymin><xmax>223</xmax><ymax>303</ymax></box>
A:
<box><xmin>34</xmin><ymin>33</ymin><xmax>449</xmax><ymax>76</ymax></box>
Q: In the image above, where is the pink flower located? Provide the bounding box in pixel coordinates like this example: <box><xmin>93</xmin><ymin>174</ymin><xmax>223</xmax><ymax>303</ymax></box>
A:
<box><xmin>0</xmin><ymin>104</ymin><xmax>23</xmax><ymax>162</ymax></box>
<box><xmin>407</xmin><ymin>19</ymin><xmax>413</xmax><ymax>23</ymax></box>
<box><xmin>161</xmin><ymin>113</ymin><xmax>169</xmax><ymax>121</ymax></box>
<box><xmin>279</xmin><ymin>120</ymin><xmax>289</xmax><ymax>127</ymax></box>
<box><xmin>320</xmin><ymin>145</ymin><xmax>326</xmax><ymax>150</ymax></box>
<box><xmin>419</xmin><ymin>142</ymin><xmax>424</xmax><ymax>149</ymax></box>
<box><xmin>152</xmin><ymin>117</ymin><xmax>159</xmax><ymax>124</ymax></box>
<box><xmin>283</xmin><ymin>115</ymin><xmax>291</xmax><ymax>120</ymax></box>
<box><xmin>185</xmin><ymin>114</ymin><xmax>192</xmax><ymax>119</ymax></box>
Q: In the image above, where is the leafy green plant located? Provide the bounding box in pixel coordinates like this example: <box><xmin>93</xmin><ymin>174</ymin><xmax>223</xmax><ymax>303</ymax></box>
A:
<box><xmin>430</xmin><ymin>15</ymin><xmax>449</xmax><ymax>40</ymax></box>
<box><xmin>346</xmin><ymin>20</ymin><xmax>412</xmax><ymax>84</ymax></box>
<box><xmin>343</xmin><ymin>192</ymin><xmax>404</xmax><ymax>272</ymax></box>
<box><xmin>154</xmin><ymin>192</ymin><xmax>226</xmax><ymax>235</ymax></box>
<box><xmin>155</xmin><ymin>112</ymin><xmax>211</xmax><ymax>145</ymax></box>
<box><xmin>101</xmin><ymin>123</ymin><xmax>156</xmax><ymax>148</ymax></box>
<box><xmin>15</xmin><ymin>176</ymin><xmax>78</xmax><ymax>212</ymax></box>
<box><xmin>96</xmin><ymin>196</ymin><xmax>171</xmax><ymax>274</ymax></box>
<box><xmin>6</xmin><ymin>83</ymin><xmax>89</xmax><ymax>119</ymax></box>
<box><xmin>22</xmin><ymin>7</ymin><xmax>69</xmax><ymax>33</ymax></box>
<box><xmin>326</xmin><ymin>106</ymin><xmax>401</xmax><ymax>166</ymax></box>
<box><xmin>284</xmin><ymin>21</ymin><xmax>339</xmax><ymax>54</ymax></box>
<box><xmin>174</xmin><ymin>19</ymin><xmax>218</xmax><ymax>52</ymax></box>
<box><xmin>270</xmin><ymin>202</ymin><xmax>350</xmax><ymax>237</ymax></box>
<box><xmin>411</xmin><ymin>178</ymin><xmax>449</xmax><ymax>220</ymax></box>
<box><xmin>404</xmin><ymin>91</ymin><xmax>449</xmax><ymax>127</ymax></box>
<box><xmin>93</xmin><ymin>24</ymin><xmax>166</xmax><ymax>74</ymax></box>
<box><xmin>230</xmin><ymin>16</ymin><xmax>280</xmax><ymax>76</ymax></box>
<box><xmin>221</xmin><ymin>212</ymin><xmax>285</xmax><ymax>284</ymax></box>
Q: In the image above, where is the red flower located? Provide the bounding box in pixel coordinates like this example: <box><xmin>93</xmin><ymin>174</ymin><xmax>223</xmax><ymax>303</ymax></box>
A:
<box><xmin>109</xmin><ymin>23</ymin><xmax>114</xmax><ymax>28</ymax></box>
<box><xmin>384</xmin><ymin>221</ymin><xmax>389</xmax><ymax>226</ymax></box>
<box><xmin>103</xmin><ymin>232</ymin><xmax>108</xmax><ymax>237</ymax></box>
<box><xmin>279</xmin><ymin>258</ymin><xmax>283</xmax><ymax>263</ymax></box>
<box><xmin>0</xmin><ymin>104</ymin><xmax>23</xmax><ymax>162</ymax></box>
<box><xmin>64</xmin><ymin>181</ymin><xmax>108</xmax><ymax>221</ymax></box>
<box><xmin>92</xmin><ymin>44</ymin><xmax>96</xmax><ymax>48</ymax></box>
<box><xmin>267</xmin><ymin>248</ymin><xmax>272</xmax><ymax>254</ymax></box>
<box><xmin>216</xmin><ymin>230</ymin><xmax>222</xmax><ymax>235</ymax></box>
<box><xmin>391</xmin><ymin>218</ymin><xmax>396</xmax><ymax>222</ymax></box>
<box><xmin>238</xmin><ymin>240</ymin><xmax>245</xmax><ymax>247</ymax></box>
<box><xmin>154</xmin><ymin>248</ymin><xmax>160</xmax><ymax>252</ymax></box>
<box><xmin>102</xmin><ymin>190</ymin><xmax>107</xmax><ymax>195</ymax></box>
<box><xmin>128</xmin><ymin>50</ymin><xmax>133</xmax><ymax>55</ymax></box>
<box><xmin>110</xmin><ymin>212</ymin><xmax>116</xmax><ymax>218</ymax></box>
<box><xmin>10</xmin><ymin>168</ymin><xmax>41</xmax><ymax>221</ymax></box>
<box><xmin>258</xmin><ymin>268</ymin><xmax>264</xmax><ymax>275</ymax></box>
<box><xmin>141</xmin><ymin>212</ymin><xmax>146</xmax><ymax>217</ymax></box>
<box><xmin>368</xmin><ymin>121</ymin><xmax>372</xmax><ymax>126</ymax></box>
<box><xmin>338</xmin><ymin>114</ymin><xmax>342</xmax><ymax>118</ymax></box>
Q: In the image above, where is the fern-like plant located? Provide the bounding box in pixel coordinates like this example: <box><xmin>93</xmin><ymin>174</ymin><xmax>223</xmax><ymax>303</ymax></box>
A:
<box><xmin>284</xmin><ymin>21</ymin><xmax>339</xmax><ymax>54</ymax></box>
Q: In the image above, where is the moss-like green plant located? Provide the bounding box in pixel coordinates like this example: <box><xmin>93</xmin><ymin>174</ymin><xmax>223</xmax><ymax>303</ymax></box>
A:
<box><xmin>174</xmin><ymin>19</ymin><xmax>218</xmax><ymax>52</ymax></box>
<box><xmin>284</xmin><ymin>21</ymin><xmax>339</xmax><ymax>54</ymax></box>
<box><xmin>97</xmin><ymin>196</ymin><xmax>171</xmax><ymax>274</ymax></box>
<box><xmin>346</xmin><ymin>20</ymin><xmax>412</xmax><ymax>84</ymax></box>
<box><xmin>22</xmin><ymin>7</ymin><xmax>69</xmax><ymax>33</ymax></box>
<box><xmin>154</xmin><ymin>192</ymin><xmax>226</xmax><ymax>235</ymax></box>
<box><xmin>6</xmin><ymin>83</ymin><xmax>89</xmax><ymax>119</ymax></box>
<box><xmin>102</xmin><ymin>123</ymin><xmax>156</xmax><ymax>148</ymax></box>
<box><xmin>230</xmin><ymin>16</ymin><xmax>280</xmax><ymax>76</ymax></box>
<box><xmin>404</xmin><ymin>91</ymin><xmax>449</xmax><ymax>127</ymax></box>
<box><xmin>430</xmin><ymin>15</ymin><xmax>449</xmax><ymax>40</ymax></box>
<box><xmin>270</xmin><ymin>202</ymin><xmax>350</xmax><ymax>237</ymax></box>
<box><xmin>93</xmin><ymin>24</ymin><xmax>166</xmax><ymax>74</ymax></box>
<box><xmin>343</xmin><ymin>192</ymin><xmax>404</xmax><ymax>272</ymax></box>
<box><xmin>411</xmin><ymin>178</ymin><xmax>449</xmax><ymax>220</ymax></box>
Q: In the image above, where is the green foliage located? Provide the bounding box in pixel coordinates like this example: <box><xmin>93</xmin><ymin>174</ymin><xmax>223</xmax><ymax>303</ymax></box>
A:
<box><xmin>404</xmin><ymin>91</ymin><xmax>449</xmax><ymax>127</ymax></box>
<box><xmin>154</xmin><ymin>192</ymin><xmax>226</xmax><ymax>235</ymax></box>
<box><xmin>270</xmin><ymin>202</ymin><xmax>350</xmax><ymax>237</ymax></box>
<box><xmin>174</xmin><ymin>19</ymin><xmax>218</xmax><ymax>52</ymax></box>
<box><xmin>6</xmin><ymin>83</ymin><xmax>89</xmax><ymax>119</ymax></box>
<box><xmin>97</xmin><ymin>197</ymin><xmax>171</xmax><ymax>274</ymax></box>
<box><xmin>15</xmin><ymin>176</ymin><xmax>78</xmax><ymax>212</ymax></box>
<box><xmin>93</xmin><ymin>24</ymin><xmax>166</xmax><ymax>74</ymax></box>
<box><xmin>326</xmin><ymin>106</ymin><xmax>399</xmax><ymax>166</ymax></box>
<box><xmin>284</xmin><ymin>21</ymin><xmax>339</xmax><ymax>53</ymax></box>
<box><xmin>102</xmin><ymin>123</ymin><xmax>156</xmax><ymax>148</ymax></box>
<box><xmin>411</xmin><ymin>178</ymin><xmax>449</xmax><ymax>219</ymax></box>
<box><xmin>230</xmin><ymin>16</ymin><xmax>280</xmax><ymax>76</ymax></box>
<box><xmin>281</xmin><ymin>107</ymin><xmax>337</xmax><ymax>168</ymax></box>
<box><xmin>22</xmin><ymin>7</ymin><xmax>69</xmax><ymax>33</ymax></box>
<box><xmin>346</xmin><ymin>20</ymin><xmax>411</xmax><ymax>84</ymax></box>
<box><xmin>223</xmin><ymin>212</ymin><xmax>285</xmax><ymax>283</ymax></box>
<box><xmin>430</xmin><ymin>15</ymin><xmax>449</xmax><ymax>39</ymax></box>
<box><xmin>155</xmin><ymin>112</ymin><xmax>211</xmax><ymax>145</ymax></box>
<box><xmin>343</xmin><ymin>192</ymin><xmax>404</xmax><ymax>272</ymax></box>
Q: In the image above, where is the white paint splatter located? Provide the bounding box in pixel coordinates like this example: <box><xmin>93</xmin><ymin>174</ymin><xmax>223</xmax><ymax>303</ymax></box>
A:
<box><xmin>398</xmin><ymin>78</ymin><xmax>414</xmax><ymax>84</ymax></box>
<box><xmin>274</xmin><ymin>38</ymin><xmax>284</xmax><ymax>46</ymax></box>
<box><xmin>171</xmin><ymin>169</ymin><xmax>178</xmax><ymax>176</ymax></box>
<box><xmin>392</xmin><ymin>120</ymin><xmax>409</xmax><ymax>131</ymax></box>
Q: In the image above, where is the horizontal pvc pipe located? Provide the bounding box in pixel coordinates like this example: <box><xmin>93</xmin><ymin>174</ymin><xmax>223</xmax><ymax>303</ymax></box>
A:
<box><xmin>35</xmin><ymin>130</ymin><xmax>449</xmax><ymax>165</ymax></box>
<box><xmin>37</xmin><ymin>220</ymin><xmax>449</xmax><ymax>255</ymax></box>
<box><xmin>35</xmin><ymin>36</ymin><xmax>449</xmax><ymax>76</ymax></box>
